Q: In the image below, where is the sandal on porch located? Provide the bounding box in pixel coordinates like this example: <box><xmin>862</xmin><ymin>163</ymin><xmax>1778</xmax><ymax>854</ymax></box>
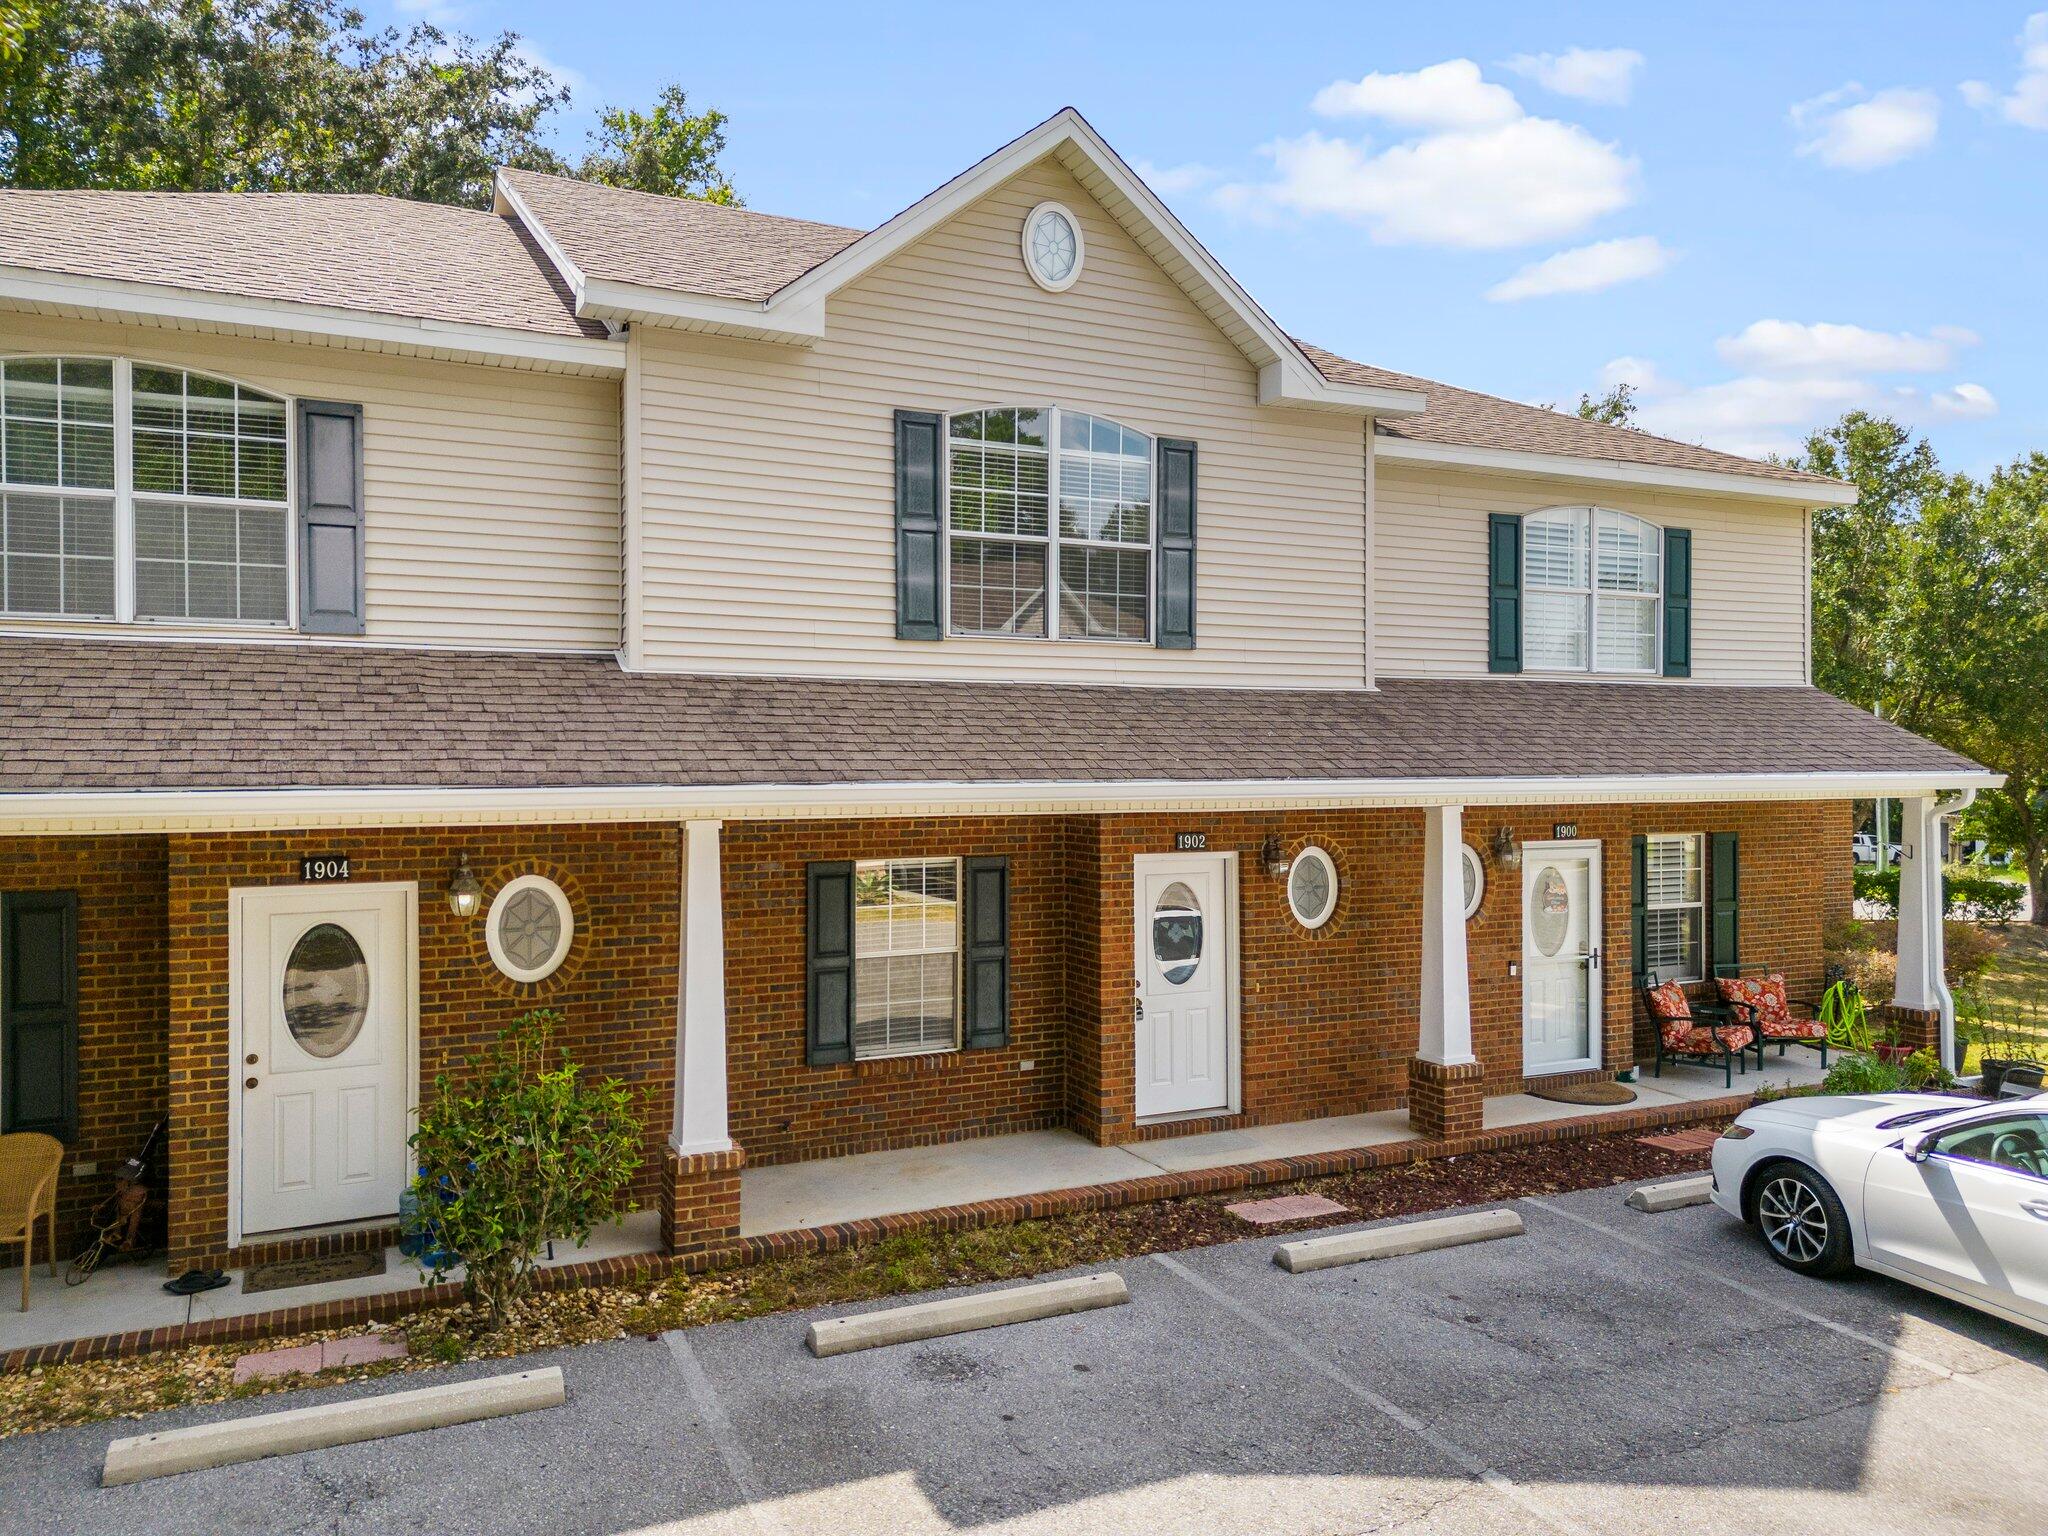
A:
<box><xmin>163</xmin><ymin>1267</ymin><xmax>230</xmax><ymax>1297</ymax></box>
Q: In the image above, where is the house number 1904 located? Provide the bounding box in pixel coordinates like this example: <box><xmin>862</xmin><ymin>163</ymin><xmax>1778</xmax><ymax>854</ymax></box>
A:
<box><xmin>300</xmin><ymin>855</ymin><xmax>351</xmax><ymax>882</ymax></box>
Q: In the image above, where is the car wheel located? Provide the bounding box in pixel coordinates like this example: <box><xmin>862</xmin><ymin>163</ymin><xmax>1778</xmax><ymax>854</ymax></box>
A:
<box><xmin>1752</xmin><ymin>1161</ymin><xmax>1854</xmax><ymax>1278</ymax></box>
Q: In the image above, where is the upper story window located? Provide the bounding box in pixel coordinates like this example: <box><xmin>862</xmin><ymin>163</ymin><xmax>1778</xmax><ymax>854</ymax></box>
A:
<box><xmin>0</xmin><ymin>357</ymin><xmax>290</xmax><ymax>627</ymax></box>
<box><xmin>1523</xmin><ymin>506</ymin><xmax>1660</xmax><ymax>674</ymax></box>
<box><xmin>946</xmin><ymin>406</ymin><xmax>1151</xmax><ymax>642</ymax></box>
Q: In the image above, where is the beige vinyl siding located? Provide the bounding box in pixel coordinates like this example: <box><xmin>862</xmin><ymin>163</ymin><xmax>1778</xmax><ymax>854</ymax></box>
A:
<box><xmin>633</xmin><ymin>158</ymin><xmax>1367</xmax><ymax>686</ymax></box>
<box><xmin>0</xmin><ymin>312</ymin><xmax>620</xmax><ymax>650</ymax></box>
<box><xmin>1373</xmin><ymin>459</ymin><xmax>1810</xmax><ymax>685</ymax></box>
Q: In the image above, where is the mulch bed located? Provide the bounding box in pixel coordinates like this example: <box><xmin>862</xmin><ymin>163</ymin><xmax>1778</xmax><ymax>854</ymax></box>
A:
<box><xmin>0</xmin><ymin>1121</ymin><xmax>1727</xmax><ymax>1440</ymax></box>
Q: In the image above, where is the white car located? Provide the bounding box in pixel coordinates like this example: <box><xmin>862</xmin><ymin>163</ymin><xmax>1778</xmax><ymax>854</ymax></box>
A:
<box><xmin>1711</xmin><ymin>1093</ymin><xmax>2048</xmax><ymax>1336</ymax></box>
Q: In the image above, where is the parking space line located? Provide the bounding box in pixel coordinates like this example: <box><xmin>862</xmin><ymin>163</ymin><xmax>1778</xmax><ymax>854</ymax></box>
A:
<box><xmin>664</xmin><ymin>1332</ymin><xmax>790</xmax><ymax>1536</ymax></box>
<box><xmin>1148</xmin><ymin>1252</ymin><xmax>1589</xmax><ymax>1536</ymax></box>
<box><xmin>1523</xmin><ymin>1197</ymin><xmax>2047</xmax><ymax>1415</ymax></box>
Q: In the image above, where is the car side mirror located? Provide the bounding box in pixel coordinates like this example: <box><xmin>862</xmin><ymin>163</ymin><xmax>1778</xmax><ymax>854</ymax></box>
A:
<box><xmin>1902</xmin><ymin>1129</ymin><xmax>1934</xmax><ymax>1164</ymax></box>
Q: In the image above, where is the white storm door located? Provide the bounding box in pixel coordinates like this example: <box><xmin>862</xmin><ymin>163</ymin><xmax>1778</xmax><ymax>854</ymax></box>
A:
<box><xmin>237</xmin><ymin>885</ymin><xmax>414</xmax><ymax>1237</ymax></box>
<box><xmin>1134</xmin><ymin>855</ymin><xmax>1231</xmax><ymax>1119</ymax></box>
<box><xmin>1521</xmin><ymin>845</ymin><xmax>1602</xmax><ymax>1074</ymax></box>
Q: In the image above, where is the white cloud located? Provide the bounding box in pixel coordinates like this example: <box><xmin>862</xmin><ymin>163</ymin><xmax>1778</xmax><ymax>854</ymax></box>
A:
<box><xmin>1791</xmin><ymin>84</ymin><xmax>1939</xmax><ymax>169</ymax></box>
<box><xmin>1221</xmin><ymin>63</ymin><xmax>1636</xmax><ymax>249</ymax></box>
<box><xmin>1715</xmin><ymin>319</ymin><xmax>1975</xmax><ymax>375</ymax></box>
<box><xmin>1505</xmin><ymin>47</ymin><xmax>1644</xmax><ymax>105</ymax></box>
<box><xmin>511</xmin><ymin>40</ymin><xmax>584</xmax><ymax>98</ymax></box>
<box><xmin>1132</xmin><ymin>160</ymin><xmax>1219</xmax><ymax>196</ymax></box>
<box><xmin>1931</xmin><ymin>382</ymin><xmax>1999</xmax><ymax>417</ymax></box>
<box><xmin>1485</xmin><ymin>235</ymin><xmax>1673</xmax><ymax>301</ymax></box>
<box><xmin>1601</xmin><ymin>321</ymin><xmax>1988</xmax><ymax>457</ymax></box>
<box><xmin>1960</xmin><ymin>12</ymin><xmax>2048</xmax><ymax>129</ymax></box>
<box><xmin>1311</xmin><ymin>59</ymin><xmax>1522</xmax><ymax>130</ymax></box>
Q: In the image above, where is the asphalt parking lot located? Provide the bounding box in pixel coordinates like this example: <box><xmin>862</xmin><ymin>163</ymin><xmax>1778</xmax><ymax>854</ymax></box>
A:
<box><xmin>3</xmin><ymin>1178</ymin><xmax>2044</xmax><ymax>1536</ymax></box>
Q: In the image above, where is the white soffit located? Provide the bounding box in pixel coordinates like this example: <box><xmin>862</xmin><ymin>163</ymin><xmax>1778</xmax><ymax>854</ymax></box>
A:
<box><xmin>0</xmin><ymin>770</ymin><xmax>2002</xmax><ymax>835</ymax></box>
<box><xmin>1374</xmin><ymin>434</ymin><xmax>1857</xmax><ymax>507</ymax></box>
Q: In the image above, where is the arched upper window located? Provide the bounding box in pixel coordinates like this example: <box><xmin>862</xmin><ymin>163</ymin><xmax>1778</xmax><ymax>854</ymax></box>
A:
<box><xmin>0</xmin><ymin>357</ymin><xmax>289</xmax><ymax>626</ymax></box>
<box><xmin>1523</xmin><ymin>506</ymin><xmax>1661</xmax><ymax>674</ymax></box>
<box><xmin>946</xmin><ymin>406</ymin><xmax>1152</xmax><ymax>642</ymax></box>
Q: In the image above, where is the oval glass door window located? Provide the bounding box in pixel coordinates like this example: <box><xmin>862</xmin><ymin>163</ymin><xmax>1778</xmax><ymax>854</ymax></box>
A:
<box><xmin>282</xmin><ymin>922</ymin><xmax>369</xmax><ymax>1058</ymax></box>
<box><xmin>1153</xmin><ymin>881</ymin><xmax>1204</xmax><ymax>985</ymax></box>
<box><xmin>1530</xmin><ymin>866</ymin><xmax>1571</xmax><ymax>957</ymax></box>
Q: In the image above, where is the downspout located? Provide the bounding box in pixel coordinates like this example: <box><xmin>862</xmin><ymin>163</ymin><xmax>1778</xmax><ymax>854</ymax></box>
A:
<box><xmin>1930</xmin><ymin>787</ymin><xmax>1977</xmax><ymax>1071</ymax></box>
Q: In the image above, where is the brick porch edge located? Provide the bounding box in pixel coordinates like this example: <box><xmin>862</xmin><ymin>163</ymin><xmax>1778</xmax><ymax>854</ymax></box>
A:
<box><xmin>4</xmin><ymin>1091</ymin><xmax>1749</xmax><ymax>1373</ymax></box>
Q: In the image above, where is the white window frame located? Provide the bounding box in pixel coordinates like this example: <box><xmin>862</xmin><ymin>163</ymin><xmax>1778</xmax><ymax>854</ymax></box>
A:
<box><xmin>1522</xmin><ymin>505</ymin><xmax>1661</xmax><ymax>676</ymax></box>
<box><xmin>1287</xmin><ymin>844</ymin><xmax>1340</xmax><ymax>930</ymax></box>
<box><xmin>1021</xmin><ymin>200</ymin><xmax>1086</xmax><ymax>293</ymax></box>
<box><xmin>852</xmin><ymin>855</ymin><xmax>963</xmax><ymax>1061</ymax></box>
<box><xmin>942</xmin><ymin>405</ymin><xmax>1153</xmax><ymax>645</ymax></box>
<box><xmin>0</xmin><ymin>354</ymin><xmax>296</xmax><ymax>630</ymax></box>
<box><xmin>1643</xmin><ymin>833</ymin><xmax>1705</xmax><ymax>984</ymax></box>
<box><xmin>1460</xmin><ymin>842</ymin><xmax>1486</xmax><ymax>920</ymax></box>
<box><xmin>485</xmin><ymin>873</ymin><xmax>575</xmax><ymax>984</ymax></box>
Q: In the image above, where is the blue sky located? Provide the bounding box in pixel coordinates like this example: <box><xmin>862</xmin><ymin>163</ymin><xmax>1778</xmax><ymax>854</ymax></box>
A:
<box><xmin>386</xmin><ymin>0</ymin><xmax>2044</xmax><ymax>474</ymax></box>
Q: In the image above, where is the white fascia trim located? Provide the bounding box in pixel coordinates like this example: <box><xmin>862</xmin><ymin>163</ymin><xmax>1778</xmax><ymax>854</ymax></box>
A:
<box><xmin>753</xmin><ymin>108</ymin><xmax>1423</xmax><ymax>415</ymax></box>
<box><xmin>1373</xmin><ymin>433</ymin><xmax>1857</xmax><ymax>506</ymax></box>
<box><xmin>492</xmin><ymin>172</ymin><xmax>589</xmax><ymax>300</ymax></box>
<box><xmin>576</xmin><ymin>277</ymin><xmax>825</xmax><ymax>343</ymax></box>
<box><xmin>0</xmin><ymin>769</ymin><xmax>2002</xmax><ymax>834</ymax></box>
<box><xmin>0</xmin><ymin>264</ymin><xmax>626</xmax><ymax>374</ymax></box>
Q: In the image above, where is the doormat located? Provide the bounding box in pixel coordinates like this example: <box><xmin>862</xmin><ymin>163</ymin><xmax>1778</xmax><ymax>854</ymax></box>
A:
<box><xmin>1636</xmin><ymin>1126</ymin><xmax>1723</xmax><ymax>1155</ymax></box>
<box><xmin>1224</xmin><ymin>1193</ymin><xmax>1351</xmax><ymax>1225</ymax></box>
<box><xmin>242</xmin><ymin>1250</ymin><xmax>386</xmax><ymax>1295</ymax></box>
<box><xmin>1529</xmin><ymin>1081</ymin><xmax>1638</xmax><ymax>1107</ymax></box>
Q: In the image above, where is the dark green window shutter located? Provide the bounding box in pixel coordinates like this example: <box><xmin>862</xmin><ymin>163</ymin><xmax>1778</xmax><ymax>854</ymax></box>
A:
<box><xmin>1629</xmin><ymin>835</ymin><xmax>1647</xmax><ymax>981</ymax></box>
<box><xmin>297</xmin><ymin>400</ymin><xmax>366</xmax><ymax>635</ymax></box>
<box><xmin>805</xmin><ymin>862</ymin><xmax>855</xmax><ymax>1066</ymax></box>
<box><xmin>2</xmin><ymin>891</ymin><xmax>78</xmax><ymax>1138</ymax></box>
<box><xmin>961</xmin><ymin>856</ymin><xmax>1010</xmax><ymax>1049</ymax></box>
<box><xmin>1710</xmin><ymin>832</ymin><xmax>1739</xmax><ymax>974</ymax></box>
<box><xmin>894</xmin><ymin>410</ymin><xmax>944</xmax><ymax>641</ymax></box>
<box><xmin>1662</xmin><ymin>527</ymin><xmax>1692</xmax><ymax>678</ymax></box>
<box><xmin>1155</xmin><ymin>438</ymin><xmax>1197</xmax><ymax>649</ymax></box>
<box><xmin>1487</xmin><ymin>513</ymin><xmax>1522</xmax><ymax>673</ymax></box>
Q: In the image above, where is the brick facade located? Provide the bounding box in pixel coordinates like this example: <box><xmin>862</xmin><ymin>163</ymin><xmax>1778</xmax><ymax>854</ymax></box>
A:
<box><xmin>162</xmin><ymin>824</ymin><xmax>679</xmax><ymax>1271</ymax></box>
<box><xmin>8</xmin><ymin>798</ymin><xmax>1853</xmax><ymax>1269</ymax></box>
<box><xmin>0</xmin><ymin>836</ymin><xmax>167</xmax><ymax>1262</ymax></box>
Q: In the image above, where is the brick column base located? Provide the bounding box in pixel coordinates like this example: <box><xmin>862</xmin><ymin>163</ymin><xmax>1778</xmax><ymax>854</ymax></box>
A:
<box><xmin>1407</xmin><ymin>1058</ymin><xmax>1485</xmax><ymax>1140</ymax></box>
<box><xmin>660</xmin><ymin>1144</ymin><xmax>746</xmax><ymax>1256</ymax></box>
<box><xmin>1878</xmin><ymin>1004</ymin><xmax>1941</xmax><ymax>1054</ymax></box>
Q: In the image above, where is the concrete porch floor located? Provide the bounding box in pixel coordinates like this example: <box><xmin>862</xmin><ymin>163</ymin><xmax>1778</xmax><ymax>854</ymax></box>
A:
<box><xmin>738</xmin><ymin>1049</ymin><xmax>1829</xmax><ymax>1236</ymax></box>
<box><xmin>3</xmin><ymin>1050</ymin><xmax>1827</xmax><ymax>1358</ymax></box>
<box><xmin>0</xmin><ymin>1210</ymin><xmax>663</xmax><ymax>1358</ymax></box>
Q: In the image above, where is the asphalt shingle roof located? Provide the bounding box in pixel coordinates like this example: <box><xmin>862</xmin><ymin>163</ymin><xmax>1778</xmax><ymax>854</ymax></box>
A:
<box><xmin>0</xmin><ymin>640</ymin><xmax>1978</xmax><ymax>795</ymax></box>
<box><xmin>0</xmin><ymin>188</ymin><xmax>606</xmax><ymax>341</ymax></box>
<box><xmin>497</xmin><ymin>169</ymin><xmax>863</xmax><ymax>303</ymax></box>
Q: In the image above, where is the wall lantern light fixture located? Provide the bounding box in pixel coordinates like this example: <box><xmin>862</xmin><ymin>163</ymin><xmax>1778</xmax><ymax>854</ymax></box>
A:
<box><xmin>1262</xmin><ymin>834</ymin><xmax>1291</xmax><ymax>879</ymax></box>
<box><xmin>446</xmin><ymin>851</ymin><xmax>484</xmax><ymax>919</ymax></box>
<box><xmin>1490</xmin><ymin>825</ymin><xmax>1522</xmax><ymax>871</ymax></box>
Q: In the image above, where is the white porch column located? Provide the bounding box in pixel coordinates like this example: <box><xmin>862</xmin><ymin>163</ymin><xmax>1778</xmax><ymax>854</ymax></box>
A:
<box><xmin>1895</xmin><ymin>793</ymin><xmax>1969</xmax><ymax>1066</ymax></box>
<box><xmin>670</xmin><ymin>819</ymin><xmax>732</xmax><ymax>1156</ymax></box>
<box><xmin>1417</xmin><ymin>804</ymin><xmax>1477</xmax><ymax>1067</ymax></box>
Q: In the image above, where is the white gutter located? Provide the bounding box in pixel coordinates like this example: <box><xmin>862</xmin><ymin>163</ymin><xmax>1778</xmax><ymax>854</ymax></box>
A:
<box><xmin>0</xmin><ymin>769</ymin><xmax>2003</xmax><ymax>835</ymax></box>
<box><xmin>1373</xmin><ymin>434</ymin><xmax>1858</xmax><ymax>506</ymax></box>
<box><xmin>0</xmin><ymin>264</ymin><xmax>627</xmax><ymax>375</ymax></box>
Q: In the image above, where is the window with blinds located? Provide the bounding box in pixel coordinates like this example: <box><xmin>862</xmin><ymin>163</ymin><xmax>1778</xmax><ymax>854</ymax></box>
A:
<box><xmin>1643</xmin><ymin>834</ymin><xmax>1705</xmax><ymax>981</ymax></box>
<box><xmin>852</xmin><ymin>858</ymin><xmax>961</xmax><ymax>1059</ymax></box>
<box><xmin>1524</xmin><ymin>506</ymin><xmax>1661</xmax><ymax>674</ymax></box>
<box><xmin>1</xmin><ymin>359</ymin><xmax>117</xmax><ymax>618</ymax></box>
<box><xmin>0</xmin><ymin>357</ymin><xmax>290</xmax><ymax>627</ymax></box>
<box><xmin>947</xmin><ymin>406</ymin><xmax>1150</xmax><ymax>641</ymax></box>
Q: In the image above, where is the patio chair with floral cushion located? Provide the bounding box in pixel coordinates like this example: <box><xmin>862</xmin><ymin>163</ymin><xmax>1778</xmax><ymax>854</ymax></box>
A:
<box><xmin>1713</xmin><ymin>962</ymin><xmax>1829</xmax><ymax>1072</ymax></box>
<box><xmin>1644</xmin><ymin>972</ymin><xmax>1754</xmax><ymax>1089</ymax></box>
<box><xmin>1</xmin><ymin>1131</ymin><xmax>63</xmax><ymax>1311</ymax></box>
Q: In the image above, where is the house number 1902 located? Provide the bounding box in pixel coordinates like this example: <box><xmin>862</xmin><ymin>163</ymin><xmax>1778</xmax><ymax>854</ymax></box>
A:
<box><xmin>1173</xmin><ymin>832</ymin><xmax>1208</xmax><ymax>852</ymax></box>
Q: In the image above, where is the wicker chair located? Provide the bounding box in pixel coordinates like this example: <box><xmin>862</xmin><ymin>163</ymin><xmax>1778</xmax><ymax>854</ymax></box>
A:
<box><xmin>1644</xmin><ymin>971</ymin><xmax>1754</xmax><ymax>1089</ymax></box>
<box><xmin>1</xmin><ymin>1132</ymin><xmax>63</xmax><ymax>1311</ymax></box>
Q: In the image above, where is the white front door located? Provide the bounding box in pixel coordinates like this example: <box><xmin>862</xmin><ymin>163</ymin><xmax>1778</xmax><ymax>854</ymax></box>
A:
<box><xmin>1521</xmin><ymin>843</ymin><xmax>1603</xmax><ymax>1074</ymax></box>
<box><xmin>1134</xmin><ymin>854</ymin><xmax>1233</xmax><ymax>1119</ymax></box>
<box><xmin>234</xmin><ymin>884</ymin><xmax>416</xmax><ymax>1238</ymax></box>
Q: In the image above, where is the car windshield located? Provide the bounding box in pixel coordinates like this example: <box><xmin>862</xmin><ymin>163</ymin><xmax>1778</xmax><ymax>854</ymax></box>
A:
<box><xmin>1877</xmin><ymin>1106</ymin><xmax>1970</xmax><ymax>1130</ymax></box>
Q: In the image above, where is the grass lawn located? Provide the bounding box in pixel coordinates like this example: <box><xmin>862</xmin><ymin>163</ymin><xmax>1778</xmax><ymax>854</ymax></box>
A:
<box><xmin>1961</xmin><ymin>923</ymin><xmax>2048</xmax><ymax>1073</ymax></box>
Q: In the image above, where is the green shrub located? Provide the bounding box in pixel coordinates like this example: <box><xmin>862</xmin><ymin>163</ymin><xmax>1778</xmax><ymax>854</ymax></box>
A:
<box><xmin>1821</xmin><ymin>1051</ymin><xmax>1905</xmax><ymax>1095</ymax></box>
<box><xmin>406</xmin><ymin>1009</ymin><xmax>644</xmax><ymax>1327</ymax></box>
<box><xmin>1851</xmin><ymin>867</ymin><xmax>2022</xmax><ymax>925</ymax></box>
